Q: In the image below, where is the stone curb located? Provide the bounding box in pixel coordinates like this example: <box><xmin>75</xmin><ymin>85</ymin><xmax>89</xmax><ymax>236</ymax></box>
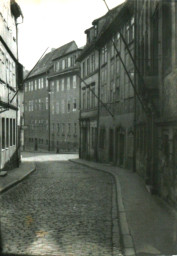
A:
<box><xmin>69</xmin><ymin>159</ymin><xmax>136</xmax><ymax>256</ymax></box>
<box><xmin>0</xmin><ymin>164</ymin><xmax>36</xmax><ymax>194</ymax></box>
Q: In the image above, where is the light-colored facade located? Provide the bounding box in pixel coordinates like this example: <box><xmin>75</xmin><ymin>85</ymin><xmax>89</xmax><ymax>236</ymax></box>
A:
<box><xmin>0</xmin><ymin>0</ymin><xmax>23</xmax><ymax>171</ymax></box>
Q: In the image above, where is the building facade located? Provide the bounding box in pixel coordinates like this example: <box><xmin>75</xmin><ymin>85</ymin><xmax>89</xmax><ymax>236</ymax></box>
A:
<box><xmin>78</xmin><ymin>0</ymin><xmax>177</xmax><ymax>205</ymax></box>
<box><xmin>0</xmin><ymin>0</ymin><xmax>23</xmax><ymax>171</ymax></box>
<box><xmin>134</xmin><ymin>0</ymin><xmax>177</xmax><ymax>203</ymax></box>
<box><xmin>78</xmin><ymin>3</ymin><xmax>135</xmax><ymax>169</ymax></box>
<box><xmin>24</xmin><ymin>41</ymin><xmax>81</xmax><ymax>153</ymax></box>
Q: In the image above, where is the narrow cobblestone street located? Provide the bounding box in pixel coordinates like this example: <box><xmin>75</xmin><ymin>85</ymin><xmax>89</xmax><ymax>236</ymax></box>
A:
<box><xmin>0</xmin><ymin>153</ymin><xmax>121</xmax><ymax>256</ymax></box>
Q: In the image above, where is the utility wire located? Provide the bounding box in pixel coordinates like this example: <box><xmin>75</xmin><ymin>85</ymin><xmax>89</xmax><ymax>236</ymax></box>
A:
<box><xmin>102</xmin><ymin>0</ymin><xmax>153</xmax><ymax>116</ymax></box>
<box><xmin>77</xmin><ymin>73</ymin><xmax>114</xmax><ymax>117</ymax></box>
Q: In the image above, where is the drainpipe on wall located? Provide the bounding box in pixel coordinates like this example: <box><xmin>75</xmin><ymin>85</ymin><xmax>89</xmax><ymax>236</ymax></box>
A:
<box><xmin>15</xmin><ymin>18</ymin><xmax>23</xmax><ymax>167</ymax></box>
<box><xmin>133</xmin><ymin>0</ymin><xmax>137</xmax><ymax>172</ymax></box>
<box><xmin>96</xmin><ymin>49</ymin><xmax>101</xmax><ymax>162</ymax></box>
<box><xmin>48</xmin><ymin>80</ymin><xmax>51</xmax><ymax>151</ymax></box>
<box><xmin>79</xmin><ymin>73</ymin><xmax>81</xmax><ymax>158</ymax></box>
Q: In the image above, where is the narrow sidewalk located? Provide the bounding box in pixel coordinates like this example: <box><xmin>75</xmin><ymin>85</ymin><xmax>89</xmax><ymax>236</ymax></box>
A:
<box><xmin>70</xmin><ymin>158</ymin><xmax>177</xmax><ymax>256</ymax></box>
<box><xmin>0</xmin><ymin>154</ymin><xmax>36</xmax><ymax>194</ymax></box>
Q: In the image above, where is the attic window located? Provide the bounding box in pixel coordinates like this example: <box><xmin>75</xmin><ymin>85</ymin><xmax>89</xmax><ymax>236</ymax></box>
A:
<box><xmin>94</xmin><ymin>25</ymin><xmax>98</xmax><ymax>37</ymax></box>
<box><xmin>87</xmin><ymin>33</ymin><xmax>90</xmax><ymax>43</ymax></box>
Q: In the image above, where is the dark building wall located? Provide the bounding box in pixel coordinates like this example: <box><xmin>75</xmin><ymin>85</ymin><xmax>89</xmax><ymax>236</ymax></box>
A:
<box><xmin>79</xmin><ymin>3</ymin><xmax>135</xmax><ymax>168</ymax></box>
<box><xmin>24</xmin><ymin>45</ymin><xmax>81</xmax><ymax>153</ymax></box>
<box><xmin>49</xmin><ymin>71</ymin><xmax>80</xmax><ymax>152</ymax></box>
<box><xmin>134</xmin><ymin>0</ymin><xmax>177</xmax><ymax>205</ymax></box>
<box><xmin>24</xmin><ymin>75</ymin><xmax>49</xmax><ymax>151</ymax></box>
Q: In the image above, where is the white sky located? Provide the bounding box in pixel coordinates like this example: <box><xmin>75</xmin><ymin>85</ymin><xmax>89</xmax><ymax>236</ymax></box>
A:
<box><xmin>16</xmin><ymin>0</ymin><xmax>125</xmax><ymax>71</ymax></box>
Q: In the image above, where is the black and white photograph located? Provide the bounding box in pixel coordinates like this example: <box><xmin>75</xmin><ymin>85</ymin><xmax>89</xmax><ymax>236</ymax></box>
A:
<box><xmin>0</xmin><ymin>0</ymin><xmax>177</xmax><ymax>255</ymax></box>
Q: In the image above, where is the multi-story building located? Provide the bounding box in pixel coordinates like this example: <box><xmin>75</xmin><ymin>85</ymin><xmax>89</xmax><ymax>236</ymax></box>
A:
<box><xmin>0</xmin><ymin>0</ymin><xmax>23</xmax><ymax>171</ymax></box>
<box><xmin>134</xmin><ymin>0</ymin><xmax>177</xmax><ymax>203</ymax></box>
<box><xmin>77</xmin><ymin>23</ymin><xmax>100</xmax><ymax>160</ymax></box>
<box><xmin>48</xmin><ymin>42</ymin><xmax>81</xmax><ymax>152</ymax></box>
<box><xmin>24</xmin><ymin>49</ymin><xmax>55</xmax><ymax>151</ymax></box>
<box><xmin>78</xmin><ymin>2</ymin><xmax>135</xmax><ymax>168</ymax></box>
<box><xmin>24</xmin><ymin>41</ymin><xmax>81</xmax><ymax>153</ymax></box>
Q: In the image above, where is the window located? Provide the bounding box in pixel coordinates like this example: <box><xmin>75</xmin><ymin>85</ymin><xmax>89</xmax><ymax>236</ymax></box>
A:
<box><xmin>111</xmin><ymin>41</ymin><xmax>115</xmax><ymax>57</ymax></box>
<box><xmin>13</xmin><ymin>119</ymin><xmax>15</xmax><ymax>145</ymax></box>
<box><xmin>68</xmin><ymin>123</ymin><xmax>71</xmax><ymax>135</ymax></box>
<box><xmin>39</xmin><ymin>99</ymin><xmax>41</xmax><ymax>111</ymax></box>
<box><xmin>110</xmin><ymin>82</ymin><xmax>115</xmax><ymax>102</ymax></box>
<box><xmin>57</xmin><ymin>80</ymin><xmax>59</xmax><ymax>92</ymax></box>
<box><xmin>61</xmin><ymin>99</ymin><xmax>65</xmax><ymax>113</ymax></box>
<box><xmin>74</xmin><ymin>123</ymin><xmax>77</xmax><ymax>134</ymax></box>
<box><xmin>39</xmin><ymin>78</ymin><xmax>41</xmax><ymax>89</ymax></box>
<box><xmin>73</xmin><ymin>75</ymin><xmax>76</xmax><ymax>88</ymax></box>
<box><xmin>6</xmin><ymin>118</ymin><xmax>9</xmax><ymax>148</ymax></box>
<box><xmin>67</xmin><ymin>77</ymin><xmax>70</xmax><ymax>90</ymax></box>
<box><xmin>62</xmin><ymin>123</ymin><xmax>65</xmax><ymax>135</ymax></box>
<box><xmin>94</xmin><ymin>25</ymin><xmax>98</xmax><ymax>37</ymax></box>
<box><xmin>61</xmin><ymin>79</ymin><xmax>65</xmax><ymax>91</ymax></box>
<box><xmin>87</xmin><ymin>89</ymin><xmax>90</xmax><ymax>109</ymax></box>
<box><xmin>41</xmin><ymin>78</ymin><xmax>44</xmax><ymax>88</ymax></box>
<box><xmin>52</xmin><ymin>103</ymin><xmax>55</xmax><ymax>115</ymax></box>
<box><xmin>92</xmin><ymin>128</ymin><xmax>96</xmax><ymax>148</ymax></box>
<box><xmin>56</xmin><ymin>102</ymin><xmax>59</xmax><ymax>114</ymax></box>
<box><xmin>62</xmin><ymin>59</ymin><xmax>65</xmax><ymax>69</ymax></box>
<box><xmin>101</xmin><ymin>45</ymin><xmax>107</xmax><ymax>64</ymax></box>
<box><xmin>46</xmin><ymin>78</ymin><xmax>48</xmax><ymax>88</ymax></box>
<box><xmin>51</xmin><ymin>81</ymin><xmax>54</xmax><ymax>93</ymax></box>
<box><xmin>57</xmin><ymin>123</ymin><xmax>60</xmax><ymax>134</ymax></box>
<box><xmin>35</xmin><ymin>80</ymin><xmax>37</xmax><ymax>90</ymax></box>
<box><xmin>111</xmin><ymin>60</ymin><xmax>114</xmax><ymax>79</ymax></box>
<box><xmin>99</xmin><ymin>128</ymin><xmax>105</xmax><ymax>149</ymax></box>
<box><xmin>91</xmin><ymin>86</ymin><xmax>95</xmax><ymax>108</ymax></box>
<box><xmin>2</xmin><ymin>118</ymin><xmax>5</xmax><ymax>149</ymax></box>
<box><xmin>87</xmin><ymin>58</ymin><xmax>90</xmax><ymax>75</ymax></box>
<box><xmin>82</xmin><ymin>62</ymin><xmax>86</xmax><ymax>78</ymax></box>
<box><xmin>91</xmin><ymin>53</ymin><xmax>95</xmax><ymax>73</ymax></box>
<box><xmin>52</xmin><ymin>123</ymin><xmax>55</xmax><ymax>133</ymax></box>
<box><xmin>83</xmin><ymin>90</ymin><xmax>86</xmax><ymax>109</ymax></box>
<box><xmin>68</xmin><ymin>57</ymin><xmax>71</xmax><ymax>67</ymax></box>
<box><xmin>31</xmin><ymin>81</ymin><xmax>33</xmax><ymax>91</ymax></box>
<box><xmin>65</xmin><ymin>58</ymin><xmax>68</xmax><ymax>68</ymax></box>
<box><xmin>67</xmin><ymin>100</ymin><xmax>70</xmax><ymax>112</ymax></box>
<box><xmin>116</xmin><ymin>57</ymin><xmax>120</xmax><ymax>74</ymax></box>
<box><xmin>73</xmin><ymin>99</ymin><xmax>77</xmax><ymax>111</ymax></box>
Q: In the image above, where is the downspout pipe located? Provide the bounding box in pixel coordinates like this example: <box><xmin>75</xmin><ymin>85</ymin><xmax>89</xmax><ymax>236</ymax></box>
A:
<box><xmin>96</xmin><ymin>49</ymin><xmax>101</xmax><ymax>162</ymax></box>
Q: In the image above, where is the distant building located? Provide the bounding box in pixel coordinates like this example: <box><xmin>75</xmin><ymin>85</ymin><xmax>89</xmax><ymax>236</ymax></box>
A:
<box><xmin>78</xmin><ymin>3</ymin><xmax>135</xmax><ymax>168</ymax></box>
<box><xmin>0</xmin><ymin>0</ymin><xmax>23</xmax><ymax>171</ymax></box>
<box><xmin>24</xmin><ymin>41</ymin><xmax>81</xmax><ymax>153</ymax></box>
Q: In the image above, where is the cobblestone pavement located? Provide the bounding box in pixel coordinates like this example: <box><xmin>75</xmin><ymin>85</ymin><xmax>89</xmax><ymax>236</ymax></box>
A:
<box><xmin>0</xmin><ymin>154</ymin><xmax>121</xmax><ymax>256</ymax></box>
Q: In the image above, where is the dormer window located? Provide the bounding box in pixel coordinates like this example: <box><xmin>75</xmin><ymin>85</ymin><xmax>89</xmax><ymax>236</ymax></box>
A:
<box><xmin>94</xmin><ymin>25</ymin><xmax>98</xmax><ymax>37</ymax></box>
<box><xmin>87</xmin><ymin>32</ymin><xmax>90</xmax><ymax>44</ymax></box>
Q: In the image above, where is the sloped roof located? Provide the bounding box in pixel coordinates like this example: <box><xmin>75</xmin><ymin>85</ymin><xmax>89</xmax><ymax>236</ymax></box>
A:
<box><xmin>77</xmin><ymin>3</ymin><xmax>125</xmax><ymax>62</ymax></box>
<box><xmin>28</xmin><ymin>41</ymin><xmax>78</xmax><ymax>78</ymax></box>
<box><xmin>52</xmin><ymin>41</ymin><xmax>78</xmax><ymax>60</ymax></box>
<box><xmin>28</xmin><ymin>49</ymin><xmax>56</xmax><ymax>78</ymax></box>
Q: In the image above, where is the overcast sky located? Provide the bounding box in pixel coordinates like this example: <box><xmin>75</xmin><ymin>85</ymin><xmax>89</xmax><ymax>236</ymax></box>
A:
<box><xmin>16</xmin><ymin>0</ymin><xmax>125</xmax><ymax>71</ymax></box>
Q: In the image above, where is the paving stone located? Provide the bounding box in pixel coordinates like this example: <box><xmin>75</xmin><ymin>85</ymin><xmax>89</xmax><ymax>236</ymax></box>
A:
<box><xmin>0</xmin><ymin>156</ymin><xmax>121</xmax><ymax>256</ymax></box>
